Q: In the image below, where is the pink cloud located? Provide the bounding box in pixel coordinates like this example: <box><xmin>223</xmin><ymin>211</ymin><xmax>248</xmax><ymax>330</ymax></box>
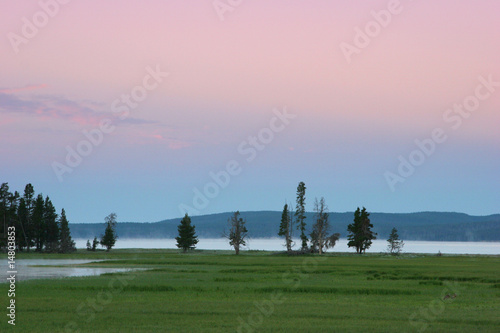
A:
<box><xmin>0</xmin><ymin>90</ymin><xmax>156</xmax><ymax>127</ymax></box>
<box><xmin>0</xmin><ymin>84</ymin><xmax>47</xmax><ymax>94</ymax></box>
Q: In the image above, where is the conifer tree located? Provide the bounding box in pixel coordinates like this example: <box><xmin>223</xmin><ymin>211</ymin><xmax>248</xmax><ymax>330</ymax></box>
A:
<box><xmin>32</xmin><ymin>194</ymin><xmax>45</xmax><ymax>252</ymax></box>
<box><xmin>22</xmin><ymin>184</ymin><xmax>36</xmax><ymax>252</ymax></box>
<box><xmin>295</xmin><ymin>182</ymin><xmax>307</xmax><ymax>250</ymax></box>
<box><xmin>347</xmin><ymin>207</ymin><xmax>376</xmax><ymax>254</ymax></box>
<box><xmin>100</xmin><ymin>213</ymin><xmax>117</xmax><ymax>251</ymax></box>
<box><xmin>59</xmin><ymin>209</ymin><xmax>76</xmax><ymax>253</ymax></box>
<box><xmin>44</xmin><ymin>196</ymin><xmax>59</xmax><ymax>252</ymax></box>
<box><xmin>278</xmin><ymin>203</ymin><xmax>293</xmax><ymax>252</ymax></box>
<box><xmin>175</xmin><ymin>213</ymin><xmax>198</xmax><ymax>253</ymax></box>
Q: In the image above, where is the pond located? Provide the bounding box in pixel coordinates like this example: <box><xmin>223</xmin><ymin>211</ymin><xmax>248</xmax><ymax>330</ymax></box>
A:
<box><xmin>0</xmin><ymin>259</ymin><xmax>140</xmax><ymax>282</ymax></box>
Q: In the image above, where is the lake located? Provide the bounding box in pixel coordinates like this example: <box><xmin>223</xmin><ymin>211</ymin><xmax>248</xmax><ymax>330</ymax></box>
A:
<box><xmin>74</xmin><ymin>238</ymin><xmax>500</xmax><ymax>255</ymax></box>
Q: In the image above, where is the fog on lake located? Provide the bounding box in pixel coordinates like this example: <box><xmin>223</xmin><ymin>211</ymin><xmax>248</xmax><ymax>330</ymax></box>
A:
<box><xmin>75</xmin><ymin>238</ymin><xmax>500</xmax><ymax>255</ymax></box>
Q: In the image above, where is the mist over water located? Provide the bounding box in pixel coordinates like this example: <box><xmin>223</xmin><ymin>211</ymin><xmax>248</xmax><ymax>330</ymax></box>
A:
<box><xmin>75</xmin><ymin>238</ymin><xmax>500</xmax><ymax>255</ymax></box>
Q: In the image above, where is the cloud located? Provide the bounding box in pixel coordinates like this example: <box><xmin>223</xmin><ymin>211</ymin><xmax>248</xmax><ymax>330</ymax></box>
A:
<box><xmin>0</xmin><ymin>87</ymin><xmax>157</xmax><ymax>126</ymax></box>
<box><xmin>0</xmin><ymin>84</ymin><xmax>47</xmax><ymax>94</ymax></box>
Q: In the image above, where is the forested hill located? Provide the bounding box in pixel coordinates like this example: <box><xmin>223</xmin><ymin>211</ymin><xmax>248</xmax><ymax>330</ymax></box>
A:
<box><xmin>69</xmin><ymin>211</ymin><xmax>500</xmax><ymax>242</ymax></box>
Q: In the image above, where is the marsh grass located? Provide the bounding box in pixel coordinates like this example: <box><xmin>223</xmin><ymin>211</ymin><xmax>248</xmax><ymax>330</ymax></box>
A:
<box><xmin>3</xmin><ymin>250</ymin><xmax>499</xmax><ymax>332</ymax></box>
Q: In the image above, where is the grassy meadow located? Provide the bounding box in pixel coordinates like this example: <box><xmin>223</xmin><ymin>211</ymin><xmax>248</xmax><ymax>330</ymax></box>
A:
<box><xmin>3</xmin><ymin>249</ymin><xmax>500</xmax><ymax>332</ymax></box>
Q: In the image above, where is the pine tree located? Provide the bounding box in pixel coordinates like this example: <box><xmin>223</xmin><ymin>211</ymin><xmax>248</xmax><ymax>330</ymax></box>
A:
<box><xmin>175</xmin><ymin>213</ymin><xmax>198</xmax><ymax>253</ymax></box>
<box><xmin>295</xmin><ymin>182</ymin><xmax>307</xmax><ymax>250</ymax></box>
<box><xmin>347</xmin><ymin>207</ymin><xmax>377</xmax><ymax>254</ymax></box>
<box><xmin>387</xmin><ymin>227</ymin><xmax>404</xmax><ymax>255</ymax></box>
<box><xmin>0</xmin><ymin>185</ymin><xmax>20</xmax><ymax>251</ymax></box>
<box><xmin>224</xmin><ymin>211</ymin><xmax>248</xmax><ymax>255</ymax></box>
<box><xmin>100</xmin><ymin>213</ymin><xmax>117</xmax><ymax>251</ymax></box>
<box><xmin>17</xmin><ymin>198</ymin><xmax>30</xmax><ymax>251</ymax></box>
<box><xmin>0</xmin><ymin>183</ymin><xmax>11</xmax><ymax>249</ymax></box>
<box><xmin>278</xmin><ymin>203</ymin><xmax>293</xmax><ymax>252</ymax></box>
<box><xmin>32</xmin><ymin>194</ymin><xmax>45</xmax><ymax>252</ymax></box>
<box><xmin>22</xmin><ymin>184</ymin><xmax>36</xmax><ymax>252</ymax></box>
<box><xmin>44</xmin><ymin>196</ymin><xmax>59</xmax><ymax>253</ymax></box>
<box><xmin>59</xmin><ymin>209</ymin><xmax>76</xmax><ymax>253</ymax></box>
<box><xmin>92</xmin><ymin>237</ymin><xmax>99</xmax><ymax>251</ymax></box>
<box><xmin>8</xmin><ymin>191</ymin><xmax>21</xmax><ymax>250</ymax></box>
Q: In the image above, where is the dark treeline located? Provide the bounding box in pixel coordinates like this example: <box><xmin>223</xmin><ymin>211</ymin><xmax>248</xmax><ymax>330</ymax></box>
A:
<box><xmin>0</xmin><ymin>183</ymin><xmax>76</xmax><ymax>253</ymax></box>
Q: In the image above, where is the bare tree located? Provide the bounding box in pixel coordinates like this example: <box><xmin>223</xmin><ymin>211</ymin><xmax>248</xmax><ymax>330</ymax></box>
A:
<box><xmin>224</xmin><ymin>211</ymin><xmax>248</xmax><ymax>255</ymax></box>
<box><xmin>310</xmin><ymin>197</ymin><xmax>340</xmax><ymax>254</ymax></box>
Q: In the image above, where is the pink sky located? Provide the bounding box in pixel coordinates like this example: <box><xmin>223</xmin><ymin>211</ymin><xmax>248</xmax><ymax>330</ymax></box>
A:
<box><xmin>1</xmin><ymin>0</ymin><xmax>499</xmax><ymax>222</ymax></box>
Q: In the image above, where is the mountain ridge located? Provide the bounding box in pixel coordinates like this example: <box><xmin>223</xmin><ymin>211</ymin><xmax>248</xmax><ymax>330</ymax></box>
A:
<box><xmin>69</xmin><ymin>211</ymin><xmax>500</xmax><ymax>242</ymax></box>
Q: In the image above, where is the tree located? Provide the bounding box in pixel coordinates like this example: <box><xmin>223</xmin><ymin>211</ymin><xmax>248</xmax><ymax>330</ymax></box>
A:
<box><xmin>8</xmin><ymin>191</ymin><xmax>21</xmax><ymax>250</ymax></box>
<box><xmin>224</xmin><ymin>211</ymin><xmax>248</xmax><ymax>255</ymax></box>
<box><xmin>0</xmin><ymin>183</ymin><xmax>74</xmax><ymax>253</ymax></box>
<box><xmin>278</xmin><ymin>203</ymin><xmax>294</xmax><ymax>252</ymax></box>
<box><xmin>92</xmin><ymin>237</ymin><xmax>99</xmax><ymax>251</ymax></box>
<box><xmin>0</xmin><ymin>183</ymin><xmax>11</xmax><ymax>250</ymax></box>
<box><xmin>16</xmin><ymin>198</ymin><xmax>30</xmax><ymax>251</ymax></box>
<box><xmin>347</xmin><ymin>207</ymin><xmax>377</xmax><ymax>254</ymax></box>
<box><xmin>310</xmin><ymin>197</ymin><xmax>340</xmax><ymax>254</ymax></box>
<box><xmin>100</xmin><ymin>213</ymin><xmax>117</xmax><ymax>251</ymax></box>
<box><xmin>175</xmin><ymin>213</ymin><xmax>198</xmax><ymax>253</ymax></box>
<box><xmin>59</xmin><ymin>209</ymin><xmax>76</xmax><ymax>253</ymax></box>
<box><xmin>295</xmin><ymin>182</ymin><xmax>307</xmax><ymax>250</ymax></box>
<box><xmin>86</xmin><ymin>239</ymin><xmax>92</xmax><ymax>251</ymax></box>
<box><xmin>22</xmin><ymin>184</ymin><xmax>35</xmax><ymax>252</ymax></box>
<box><xmin>44</xmin><ymin>196</ymin><xmax>59</xmax><ymax>253</ymax></box>
<box><xmin>32</xmin><ymin>194</ymin><xmax>46</xmax><ymax>252</ymax></box>
<box><xmin>387</xmin><ymin>227</ymin><xmax>404</xmax><ymax>255</ymax></box>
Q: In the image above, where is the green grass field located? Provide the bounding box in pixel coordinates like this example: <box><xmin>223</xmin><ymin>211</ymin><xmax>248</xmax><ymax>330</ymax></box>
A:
<box><xmin>3</xmin><ymin>250</ymin><xmax>500</xmax><ymax>332</ymax></box>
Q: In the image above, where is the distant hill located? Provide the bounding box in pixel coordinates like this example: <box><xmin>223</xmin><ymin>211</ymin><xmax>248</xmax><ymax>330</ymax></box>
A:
<box><xmin>69</xmin><ymin>211</ymin><xmax>500</xmax><ymax>242</ymax></box>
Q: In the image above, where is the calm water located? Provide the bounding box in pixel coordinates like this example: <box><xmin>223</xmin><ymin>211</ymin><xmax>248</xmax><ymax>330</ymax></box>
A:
<box><xmin>75</xmin><ymin>238</ymin><xmax>500</xmax><ymax>255</ymax></box>
<box><xmin>0</xmin><ymin>259</ymin><xmax>141</xmax><ymax>282</ymax></box>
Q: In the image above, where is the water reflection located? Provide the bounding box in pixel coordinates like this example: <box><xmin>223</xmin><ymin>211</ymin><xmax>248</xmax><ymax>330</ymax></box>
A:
<box><xmin>0</xmin><ymin>259</ymin><xmax>139</xmax><ymax>282</ymax></box>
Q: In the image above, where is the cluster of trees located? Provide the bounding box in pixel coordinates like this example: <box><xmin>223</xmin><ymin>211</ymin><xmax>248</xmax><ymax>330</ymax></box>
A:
<box><xmin>278</xmin><ymin>182</ymin><xmax>404</xmax><ymax>255</ymax></box>
<box><xmin>278</xmin><ymin>182</ymin><xmax>341</xmax><ymax>254</ymax></box>
<box><xmin>0</xmin><ymin>183</ymin><xmax>76</xmax><ymax>253</ymax></box>
<box><xmin>174</xmin><ymin>181</ymin><xmax>404</xmax><ymax>256</ymax></box>
<box><xmin>86</xmin><ymin>213</ymin><xmax>118</xmax><ymax>252</ymax></box>
<box><xmin>175</xmin><ymin>211</ymin><xmax>249</xmax><ymax>255</ymax></box>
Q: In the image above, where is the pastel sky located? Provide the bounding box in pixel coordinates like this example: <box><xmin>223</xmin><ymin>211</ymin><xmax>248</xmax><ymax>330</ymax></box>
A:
<box><xmin>1</xmin><ymin>0</ymin><xmax>499</xmax><ymax>223</ymax></box>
